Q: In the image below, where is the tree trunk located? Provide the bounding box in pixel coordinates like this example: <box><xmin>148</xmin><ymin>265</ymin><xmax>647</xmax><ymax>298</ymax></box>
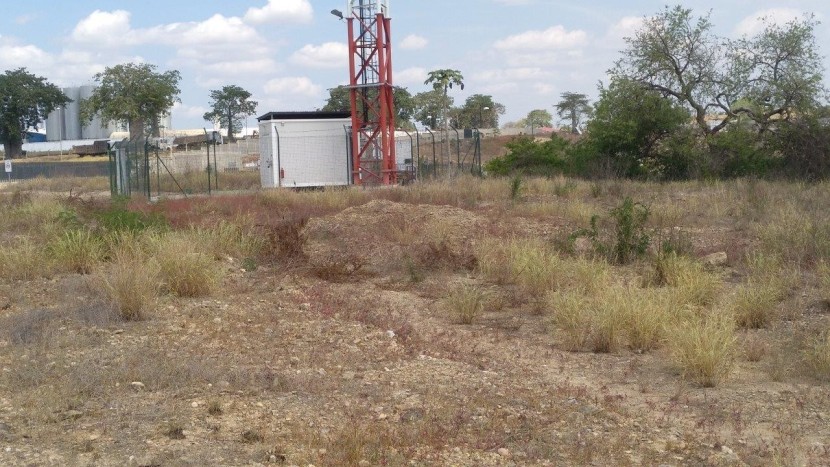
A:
<box><xmin>3</xmin><ymin>139</ymin><xmax>24</xmax><ymax>159</ymax></box>
<box><xmin>226</xmin><ymin>109</ymin><xmax>235</xmax><ymax>143</ymax></box>
<box><xmin>129</xmin><ymin>118</ymin><xmax>145</xmax><ymax>141</ymax></box>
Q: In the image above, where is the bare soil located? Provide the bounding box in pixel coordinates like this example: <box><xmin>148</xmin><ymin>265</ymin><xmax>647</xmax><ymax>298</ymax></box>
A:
<box><xmin>0</xmin><ymin>186</ymin><xmax>829</xmax><ymax>466</ymax></box>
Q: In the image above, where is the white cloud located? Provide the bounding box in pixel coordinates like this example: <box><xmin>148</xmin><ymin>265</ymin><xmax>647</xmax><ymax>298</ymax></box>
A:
<box><xmin>494</xmin><ymin>25</ymin><xmax>588</xmax><ymax>51</ymax></box>
<box><xmin>400</xmin><ymin>34</ymin><xmax>428</xmax><ymax>50</ymax></box>
<box><xmin>734</xmin><ymin>8</ymin><xmax>804</xmax><ymax>36</ymax></box>
<box><xmin>605</xmin><ymin>16</ymin><xmax>644</xmax><ymax>45</ymax></box>
<box><xmin>172</xmin><ymin>102</ymin><xmax>209</xmax><ymax>120</ymax></box>
<box><xmin>474</xmin><ymin>67</ymin><xmax>552</xmax><ymax>82</ymax></box>
<box><xmin>264</xmin><ymin>77</ymin><xmax>321</xmax><ymax>97</ymax></box>
<box><xmin>70</xmin><ymin>10</ymin><xmax>134</xmax><ymax>47</ymax></box>
<box><xmin>290</xmin><ymin>42</ymin><xmax>347</xmax><ymax>68</ymax></box>
<box><xmin>15</xmin><ymin>14</ymin><xmax>37</xmax><ymax>25</ymax></box>
<box><xmin>394</xmin><ymin>66</ymin><xmax>427</xmax><ymax>85</ymax></box>
<box><xmin>244</xmin><ymin>0</ymin><xmax>313</xmax><ymax>25</ymax></box>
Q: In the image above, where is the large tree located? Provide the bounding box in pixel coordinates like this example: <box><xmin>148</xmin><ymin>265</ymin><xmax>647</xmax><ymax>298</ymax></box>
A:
<box><xmin>0</xmin><ymin>68</ymin><xmax>69</xmax><ymax>158</ymax></box>
<box><xmin>203</xmin><ymin>85</ymin><xmax>258</xmax><ymax>142</ymax></box>
<box><xmin>413</xmin><ymin>88</ymin><xmax>451</xmax><ymax>130</ymax></box>
<box><xmin>525</xmin><ymin>109</ymin><xmax>552</xmax><ymax>135</ymax></box>
<box><xmin>81</xmin><ymin>63</ymin><xmax>181</xmax><ymax>140</ymax></box>
<box><xmin>455</xmin><ymin>94</ymin><xmax>505</xmax><ymax>129</ymax></box>
<box><xmin>555</xmin><ymin>92</ymin><xmax>592</xmax><ymax>134</ymax></box>
<box><xmin>613</xmin><ymin>5</ymin><xmax>826</xmax><ymax>135</ymax></box>
<box><xmin>321</xmin><ymin>85</ymin><xmax>416</xmax><ymax>129</ymax></box>
<box><xmin>587</xmin><ymin>78</ymin><xmax>691</xmax><ymax>178</ymax></box>
<box><xmin>425</xmin><ymin>69</ymin><xmax>464</xmax><ymax>159</ymax></box>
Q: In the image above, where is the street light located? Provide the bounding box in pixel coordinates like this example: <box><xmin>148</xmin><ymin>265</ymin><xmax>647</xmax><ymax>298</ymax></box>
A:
<box><xmin>330</xmin><ymin>9</ymin><xmax>344</xmax><ymax>20</ymax></box>
<box><xmin>480</xmin><ymin>106</ymin><xmax>490</xmax><ymax>129</ymax></box>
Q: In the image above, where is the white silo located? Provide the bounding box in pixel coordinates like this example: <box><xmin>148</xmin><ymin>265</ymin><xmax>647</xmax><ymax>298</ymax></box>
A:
<box><xmin>63</xmin><ymin>87</ymin><xmax>82</xmax><ymax>140</ymax></box>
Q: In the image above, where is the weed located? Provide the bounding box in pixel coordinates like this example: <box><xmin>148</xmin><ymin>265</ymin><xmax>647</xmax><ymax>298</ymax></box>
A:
<box><xmin>96</xmin><ymin>201</ymin><xmax>168</xmax><ymax>234</ymax></box>
<box><xmin>445</xmin><ymin>283</ymin><xmax>486</xmax><ymax>324</ymax></box>
<box><xmin>509</xmin><ymin>175</ymin><xmax>523</xmax><ymax>201</ymax></box>
<box><xmin>263</xmin><ymin>216</ymin><xmax>308</xmax><ymax>261</ymax></box>
<box><xmin>573</xmin><ymin>197</ymin><xmax>650</xmax><ymax>264</ymax></box>
<box><xmin>802</xmin><ymin>329</ymin><xmax>830</xmax><ymax>381</ymax></box>
<box><xmin>547</xmin><ymin>291</ymin><xmax>591</xmax><ymax>351</ymax></box>
<box><xmin>1</xmin><ymin>308</ymin><xmax>58</xmax><ymax>346</ymax></box>
<box><xmin>241</xmin><ymin>429</ymin><xmax>264</xmax><ymax>444</ymax></box>
<box><xmin>154</xmin><ymin>233</ymin><xmax>221</xmax><ymax>297</ymax></box>
<box><xmin>241</xmin><ymin>257</ymin><xmax>257</xmax><ymax>272</ymax></box>
<box><xmin>312</xmin><ymin>254</ymin><xmax>367</xmax><ymax>282</ymax></box>
<box><xmin>165</xmin><ymin>423</ymin><xmax>186</xmax><ymax>440</ymax></box>
<box><xmin>48</xmin><ymin>229</ymin><xmax>105</xmax><ymax>274</ymax></box>
<box><xmin>553</xmin><ymin>179</ymin><xmax>578</xmax><ymax>198</ymax></box>
<box><xmin>207</xmin><ymin>400</ymin><xmax>223</xmax><ymax>416</ymax></box>
<box><xmin>730</xmin><ymin>282</ymin><xmax>780</xmax><ymax>329</ymax></box>
<box><xmin>741</xmin><ymin>333</ymin><xmax>768</xmax><ymax>362</ymax></box>
<box><xmin>96</xmin><ymin>249</ymin><xmax>160</xmax><ymax>320</ymax></box>
<box><xmin>667</xmin><ymin>311</ymin><xmax>737</xmax><ymax>387</ymax></box>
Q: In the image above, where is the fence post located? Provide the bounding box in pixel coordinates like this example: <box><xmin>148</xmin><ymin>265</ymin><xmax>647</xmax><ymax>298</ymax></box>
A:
<box><xmin>425</xmin><ymin>127</ymin><xmax>436</xmax><ymax>179</ymax></box>
<box><xmin>453</xmin><ymin>127</ymin><xmax>461</xmax><ymax>176</ymax></box>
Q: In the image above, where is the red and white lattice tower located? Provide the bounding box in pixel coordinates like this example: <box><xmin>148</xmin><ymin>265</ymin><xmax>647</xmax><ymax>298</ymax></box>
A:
<box><xmin>344</xmin><ymin>0</ymin><xmax>396</xmax><ymax>185</ymax></box>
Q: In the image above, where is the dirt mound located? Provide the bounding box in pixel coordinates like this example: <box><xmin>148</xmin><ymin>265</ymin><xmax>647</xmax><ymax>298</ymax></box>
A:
<box><xmin>304</xmin><ymin>199</ymin><xmax>484</xmax><ymax>276</ymax></box>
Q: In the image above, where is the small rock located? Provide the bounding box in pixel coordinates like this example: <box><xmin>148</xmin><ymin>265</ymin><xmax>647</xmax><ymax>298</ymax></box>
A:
<box><xmin>130</xmin><ymin>382</ymin><xmax>146</xmax><ymax>391</ymax></box>
<box><xmin>112</xmin><ymin>329</ymin><xmax>124</xmax><ymax>335</ymax></box>
<box><xmin>377</xmin><ymin>413</ymin><xmax>388</xmax><ymax>420</ymax></box>
<box><xmin>342</xmin><ymin>371</ymin><xmax>356</xmax><ymax>380</ymax></box>
<box><xmin>191</xmin><ymin>402</ymin><xmax>199</xmax><ymax>408</ymax></box>
<box><xmin>386</xmin><ymin>330</ymin><xmax>395</xmax><ymax>339</ymax></box>
<box><xmin>62</xmin><ymin>410</ymin><xmax>83</xmax><ymax>420</ymax></box>
<box><xmin>316</xmin><ymin>368</ymin><xmax>327</xmax><ymax>376</ymax></box>
<box><xmin>497</xmin><ymin>447</ymin><xmax>510</xmax><ymax>457</ymax></box>
<box><xmin>721</xmin><ymin>445</ymin><xmax>734</xmax><ymax>455</ymax></box>
<box><xmin>702</xmin><ymin>251</ymin><xmax>728</xmax><ymax>267</ymax></box>
<box><xmin>399</xmin><ymin>408</ymin><xmax>424</xmax><ymax>423</ymax></box>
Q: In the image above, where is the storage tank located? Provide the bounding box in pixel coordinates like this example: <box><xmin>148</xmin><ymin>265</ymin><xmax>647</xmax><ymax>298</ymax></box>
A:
<box><xmin>80</xmin><ymin>85</ymin><xmax>104</xmax><ymax>139</ymax></box>
<box><xmin>45</xmin><ymin>108</ymin><xmax>62</xmax><ymax>141</ymax></box>
<box><xmin>63</xmin><ymin>87</ymin><xmax>82</xmax><ymax>140</ymax></box>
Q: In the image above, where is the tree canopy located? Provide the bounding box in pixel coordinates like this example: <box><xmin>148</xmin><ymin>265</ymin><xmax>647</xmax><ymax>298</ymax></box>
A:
<box><xmin>0</xmin><ymin>68</ymin><xmax>69</xmax><ymax>158</ymax></box>
<box><xmin>526</xmin><ymin>109</ymin><xmax>553</xmax><ymax>134</ymax></box>
<box><xmin>321</xmin><ymin>85</ymin><xmax>415</xmax><ymax>129</ymax></box>
<box><xmin>413</xmin><ymin>88</ymin><xmax>451</xmax><ymax>129</ymax></box>
<box><xmin>81</xmin><ymin>63</ymin><xmax>181</xmax><ymax>140</ymax></box>
<box><xmin>613</xmin><ymin>5</ymin><xmax>826</xmax><ymax>135</ymax></box>
<box><xmin>455</xmin><ymin>94</ymin><xmax>505</xmax><ymax>129</ymax></box>
<box><xmin>555</xmin><ymin>92</ymin><xmax>592</xmax><ymax>134</ymax></box>
<box><xmin>203</xmin><ymin>85</ymin><xmax>258</xmax><ymax>142</ymax></box>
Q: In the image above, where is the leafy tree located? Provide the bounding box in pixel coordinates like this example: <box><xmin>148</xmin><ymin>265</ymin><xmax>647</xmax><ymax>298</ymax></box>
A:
<box><xmin>484</xmin><ymin>134</ymin><xmax>569</xmax><ymax>176</ymax></box>
<box><xmin>425</xmin><ymin>69</ymin><xmax>464</xmax><ymax>158</ymax></box>
<box><xmin>555</xmin><ymin>92</ymin><xmax>592</xmax><ymax>133</ymax></box>
<box><xmin>203</xmin><ymin>85</ymin><xmax>258</xmax><ymax>142</ymax></box>
<box><xmin>81</xmin><ymin>63</ymin><xmax>181</xmax><ymax>140</ymax></box>
<box><xmin>585</xmin><ymin>78</ymin><xmax>691</xmax><ymax>178</ymax></box>
<box><xmin>455</xmin><ymin>94</ymin><xmax>505</xmax><ymax>128</ymax></box>
<box><xmin>413</xmin><ymin>88</ymin><xmax>451</xmax><ymax>129</ymax></box>
<box><xmin>321</xmin><ymin>85</ymin><xmax>416</xmax><ymax>129</ymax></box>
<box><xmin>614</xmin><ymin>5</ymin><xmax>826</xmax><ymax>136</ymax></box>
<box><xmin>525</xmin><ymin>109</ymin><xmax>552</xmax><ymax>135</ymax></box>
<box><xmin>0</xmin><ymin>68</ymin><xmax>70</xmax><ymax>158</ymax></box>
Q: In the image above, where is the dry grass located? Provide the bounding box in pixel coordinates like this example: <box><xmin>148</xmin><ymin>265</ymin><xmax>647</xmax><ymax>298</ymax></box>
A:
<box><xmin>96</xmin><ymin>249</ymin><xmax>160</xmax><ymax>320</ymax></box>
<box><xmin>802</xmin><ymin>329</ymin><xmax>830</xmax><ymax>381</ymax></box>
<box><xmin>153</xmin><ymin>232</ymin><xmax>222</xmax><ymax>297</ymax></box>
<box><xmin>729</xmin><ymin>282</ymin><xmax>780</xmax><ymax>329</ymax></box>
<box><xmin>445</xmin><ymin>283</ymin><xmax>487</xmax><ymax>324</ymax></box>
<box><xmin>667</xmin><ymin>311</ymin><xmax>737</xmax><ymax>387</ymax></box>
<box><xmin>48</xmin><ymin>229</ymin><xmax>105</xmax><ymax>274</ymax></box>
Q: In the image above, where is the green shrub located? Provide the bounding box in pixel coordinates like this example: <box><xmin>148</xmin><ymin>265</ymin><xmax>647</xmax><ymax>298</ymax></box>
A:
<box><xmin>574</xmin><ymin>197</ymin><xmax>650</xmax><ymax>264</ymax></box>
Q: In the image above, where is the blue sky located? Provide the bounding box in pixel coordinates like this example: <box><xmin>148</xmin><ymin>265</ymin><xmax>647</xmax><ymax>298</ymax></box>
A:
<box><xmin>1</xmin><ymin>0</ymin><xmax>828</xmax><ymax>130</ymax></box>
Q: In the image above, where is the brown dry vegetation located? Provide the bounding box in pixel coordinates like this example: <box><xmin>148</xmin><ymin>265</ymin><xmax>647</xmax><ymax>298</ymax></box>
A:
<box><xmin>0</xmin><ymin>177</ymin><xmax>829</xmax><ymax>466</ymax></box>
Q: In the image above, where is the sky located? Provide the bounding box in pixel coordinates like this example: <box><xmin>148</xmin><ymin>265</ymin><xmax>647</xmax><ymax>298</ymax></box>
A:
<box><xmin>1</xmin><ymin>0</ymin><xmax>828</xmax><ymax>130</ymax></box>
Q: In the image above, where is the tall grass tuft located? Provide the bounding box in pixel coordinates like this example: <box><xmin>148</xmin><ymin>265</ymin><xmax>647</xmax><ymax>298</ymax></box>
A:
<box><xmin>154</xmin><ymin>233</ymin><xmax>222</xmax><ymax>297</ymax></box>
<box><xmin>547</xmin><ymin>291</ymin><xmax>592</xmax><ymax>351</ymax></box>
<box><xmin>0</xmin><ymin>237</ymin><xmax>52</xmax><ymax>280</ymax></box>
<box><xmin>667</xmin><ymin>311</ymin><xmax>737</xmax><ymax>387</ymax></box>
<box><xmin>48</xmin><ymin>229</ymin><xmax>105</xmax><ymax>274</ymax></box>
<box><xmin>97</xmin><ymin>249</ymin><xmax>160</xmax><ymax>320</ymax></box>
<box><xmin>729</xmin><ymin>282</ymin><xmax>779</xmax><ymax>329</ymax></box>
<box><xmin>445</xmin><ymin>283</ymin><xmax>487</xmax><ymax>324</ymax></box>
<box><xmin>802</xmin><ymin>329</ymin><xmax>830</xmax><ymax>381</ymax></box>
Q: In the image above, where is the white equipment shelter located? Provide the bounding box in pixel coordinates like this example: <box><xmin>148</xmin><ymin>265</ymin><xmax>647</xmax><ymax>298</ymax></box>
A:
<box><xmin>257</xmin><ymin>111</ymin><xmax>352</xmax><ymax>188</ymax></box>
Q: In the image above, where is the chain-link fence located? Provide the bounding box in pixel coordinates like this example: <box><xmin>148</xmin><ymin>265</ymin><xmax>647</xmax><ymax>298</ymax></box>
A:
<box><xmin>398</xmin><ymin>129</ymin><xmax>482</xmax><ymax>180</ymax></box>
<box><xmin>110</xmin><ymin>137</ymin><xmax>260</xmax><ymax>199</ymax></box>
